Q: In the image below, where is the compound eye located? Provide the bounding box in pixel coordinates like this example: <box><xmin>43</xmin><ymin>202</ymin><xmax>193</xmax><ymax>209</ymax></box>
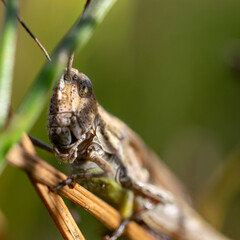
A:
<box><xmin>78</xmin><ymin>80</ymin><xmax>93</xmax><ymax>98</ymax></box>
<box><xmin>72</xmin><ymin>74</ymin><xmax>78</xmax><ymax>80</ymax></box>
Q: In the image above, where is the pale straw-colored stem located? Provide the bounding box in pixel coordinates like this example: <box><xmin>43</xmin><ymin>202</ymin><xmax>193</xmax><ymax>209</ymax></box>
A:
<box><xmin>7</xmin><ymin>134</ymin><xmax>156</xmax><ymax>240</ymax></box>
<box><xmin>20</xmin><ymin>133</ymin><xmax>85</xmax><ymax>240</ymax></box>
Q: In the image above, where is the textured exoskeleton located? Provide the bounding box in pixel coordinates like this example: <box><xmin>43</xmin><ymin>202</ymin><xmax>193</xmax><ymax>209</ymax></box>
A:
<box><xmin>47</xmin><ymin>69</ymin><xmax>227</xmax><ymax>240</ymax></box>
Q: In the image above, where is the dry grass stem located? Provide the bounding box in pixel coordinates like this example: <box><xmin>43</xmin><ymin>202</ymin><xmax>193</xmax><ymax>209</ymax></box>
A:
<box><xmin>29</xmin><ymin>177</ymin><xmax>85</xmax><ymax>240</ymax></box>
<box><xmin>6</xmin><ymin>135</ymin><xmax>156</xmax><ymax>240</ymax></box>
<box><xmin>6</xmin><ymin>134</ymin><xmax>230</xmax><ymax>240</ymax></box>
<box><xmin>20</xmin><ymin>134</ymin><xmax>85</xmax><ymax>240</ymax></box>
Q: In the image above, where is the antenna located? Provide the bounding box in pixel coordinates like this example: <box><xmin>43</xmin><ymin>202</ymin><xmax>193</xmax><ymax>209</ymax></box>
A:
<box><xmin>67</xmin><ymin>52</ymin><xmax>74</xmax><ymax>74</ymax></box>
<box><xmin>66</xmin><ymin>0</ymin><xmax>91</xmax><ymax>74</ymax></box>
<box><xmin>1</xmin><ymin>0</ymin><xmax>51</xmax><ymax>61</ymax></box>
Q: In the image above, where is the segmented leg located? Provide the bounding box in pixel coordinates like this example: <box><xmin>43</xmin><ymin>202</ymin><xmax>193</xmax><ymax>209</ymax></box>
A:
<box><xmin>104</xmin><ymin>219</ymin><xmax>130</xmax><ymax>240</ymax></box>
<box><xmin>55</xmin><ymin>145</ymin><xmax>114</xmax><ymax>190</ymax></box>
<box><xmin>117</xmin><ymin>167</ymin><xmax>173</xmax><ymax>204</ymax></box>
<box><xmin>54</xmin><ymin>172</ymin><xmax>105</xmax><ymax>191</ymax></box>
<box><xmin>53</xmin><ymin>136</ymin><xmax>86</xmax><ymax>163</ymax></box>
<box><xmin>87</xmin><ymin>143</ymin><xmax>114</xmax><ymax>175</ymax></box>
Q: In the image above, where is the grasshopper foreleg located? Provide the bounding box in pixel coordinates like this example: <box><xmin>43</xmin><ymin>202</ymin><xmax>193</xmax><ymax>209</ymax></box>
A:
<box><xmin>55</xmin><ymin>144</ymin><xmax>114</xmax><ymax>190</ymax></box>
<box><xmin>54</xmin><ymin>171</ymin><xmax>106</xmax><ymax>191</ymax></box>
<box><xmin>87</xmin><ymin>149</ymin><xmax>113</xmax><ymax>176</ymax></box>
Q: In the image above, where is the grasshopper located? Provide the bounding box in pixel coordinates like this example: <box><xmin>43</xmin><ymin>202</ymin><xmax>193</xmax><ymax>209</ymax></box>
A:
<box><xmin>2</xmin><ymin>0</ymin><xmax>228</xmax><ymax>238</ymax></box>
<box><xmin>47</xmin><ymin>66</ymin><xmax>228</xmax><ymax>240</ymax></box>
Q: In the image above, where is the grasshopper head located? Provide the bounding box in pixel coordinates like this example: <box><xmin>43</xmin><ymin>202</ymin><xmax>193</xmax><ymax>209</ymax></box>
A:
<box><xmin>47</xmin><ymin>68</ymin><xmax>98</xmax><ymax>155</ymax></box>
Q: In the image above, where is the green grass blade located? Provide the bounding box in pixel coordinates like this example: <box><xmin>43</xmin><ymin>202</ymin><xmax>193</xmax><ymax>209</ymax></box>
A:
<box><xmin>0</xmin><ymin>0</ymin><xmax>18</xmax><ymax>172</ymax></box>
<box><xmin>0</xmin><ymin>0</ymin><xmax>117</xmax><ymax>165</ymax></box>
<box><xmin>0</xmin><ymin>0</ymin><xmax>18</xmax><ymax>129</ymax></box>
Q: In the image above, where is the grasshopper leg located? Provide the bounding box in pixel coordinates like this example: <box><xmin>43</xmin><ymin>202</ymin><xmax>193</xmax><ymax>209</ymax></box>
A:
<box><xmin>104</xmin><ymin>195</ymin><xmax>152</xmax><ymax>240</ymax></box>
<box><xmin>118</xmin><ymin>167</ymin><xmax>173</xmax><ymax>204</ymax></box>
<box><xmin>104</xmin><ymin>219</ymin><xmax>130</xmax><ymax>240</ymax></box>
<box><xmin>55</xmin><ymin>145</ymin><xmax>114</xmax><ymax>190</ymax></box>
<box><xmin>54</xmin><ymin>155</ymin><xmax>113</xmax><ymax>190</ymax></box>
<box><xmin>54</xmin><ymin>172</ymin><xmax>105</xmax><ymax>191</ymax></box>
<box><xmin>88</xmin><ymin>155</ymin><xmax>113</xmax><ymax>176</ymax></box>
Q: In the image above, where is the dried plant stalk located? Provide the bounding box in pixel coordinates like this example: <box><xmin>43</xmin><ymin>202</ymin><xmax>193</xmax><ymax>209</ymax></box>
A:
<box><xmin>29</xmin><ymin>177</ymin><xmax>85</xmax><ymax>240</ymax></box>
<box><xmin>20</xmin><ymin>134</ymin><xmax>85</xmax><ymax>240</ymax></box>
<box><xmin>6</xmin><ymin>135</ymin><xmax>156</xmax><ymax>240</ymax></box>
<box><xmin>6</xmin><ymin>134</ymin><xmax>230</xmax><ymax>240</ymax></box>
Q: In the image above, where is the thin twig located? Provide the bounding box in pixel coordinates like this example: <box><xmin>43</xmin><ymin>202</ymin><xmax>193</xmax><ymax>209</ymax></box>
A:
<box><xmin>1</xmin><ymin>0</ymin><xmax>51</xmax><ymax>61</ymax></box>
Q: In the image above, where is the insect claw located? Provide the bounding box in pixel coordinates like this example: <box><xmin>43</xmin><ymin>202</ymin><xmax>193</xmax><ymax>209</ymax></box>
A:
<box><xmin>54</xmin><ymin>178</ymin><xmax>75</xmax><ymax>191</ymax></box>
<box><xmin>54</xmin><ymin>181</ymin><xmax>65</xmax><ymax>191</ymax></box>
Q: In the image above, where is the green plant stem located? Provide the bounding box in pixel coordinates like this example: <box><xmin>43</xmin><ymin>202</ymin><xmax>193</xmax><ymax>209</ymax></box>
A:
<box><xmin>0</xmin><ymin>0</ymin><xmax>18</xmax><ymax>172</ymax></box>
<box><xmin>0</xmin><ymin>0</ymin><xmax>18</xmax><ymax>129</ymax></box>
<box><xmin>0</xmin><ymin>0</ymin><xmax>117</xmax><ymax>164</ymax></box>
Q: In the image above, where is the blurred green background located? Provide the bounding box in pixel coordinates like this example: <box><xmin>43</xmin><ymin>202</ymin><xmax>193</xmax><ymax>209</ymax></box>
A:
<box><xmin>1</xmin><ymin>0</ymin><xmax>240</xmax><ymax>239</ymax></box>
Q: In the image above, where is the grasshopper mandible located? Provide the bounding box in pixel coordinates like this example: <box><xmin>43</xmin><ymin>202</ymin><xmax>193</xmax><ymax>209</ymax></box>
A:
<box><xmin>47</xmin><ymin>65</ymin><xmax>227</xmax><ymax>240</ymax></box>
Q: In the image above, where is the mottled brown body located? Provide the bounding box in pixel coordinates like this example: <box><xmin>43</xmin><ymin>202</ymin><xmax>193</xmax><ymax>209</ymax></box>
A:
<box><xmin>47</xmin><ymin>68</ymin><xmax>185</xmax><ymax>236</ymax></box>
<box><xmin>47</xmin><ymin>68</ymin><xmax>186</xmax><ymax>196</ymax></box>
<box><xmin>47</xmin><ymin>69</ymin><xmax>226</xmax><ymax>240</ymax></box>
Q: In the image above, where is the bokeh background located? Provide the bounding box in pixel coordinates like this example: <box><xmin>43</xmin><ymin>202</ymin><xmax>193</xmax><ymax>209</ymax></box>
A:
<box><xmin>0</xmin><ymin>0</ymin><xmax>240</xmax><ymax>239</ymax></box>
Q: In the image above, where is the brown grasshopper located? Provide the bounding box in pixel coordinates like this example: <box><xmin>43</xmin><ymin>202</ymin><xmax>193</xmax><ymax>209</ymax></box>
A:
<box><xmin>2</xmin><ymin>0</ymin><xmax>228</xmax><ymax>238</ymax></box>
<box><xmin>47</xmin><ymin>67</ymin><xmax>228</xmax><ymax>240</ymax></box>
